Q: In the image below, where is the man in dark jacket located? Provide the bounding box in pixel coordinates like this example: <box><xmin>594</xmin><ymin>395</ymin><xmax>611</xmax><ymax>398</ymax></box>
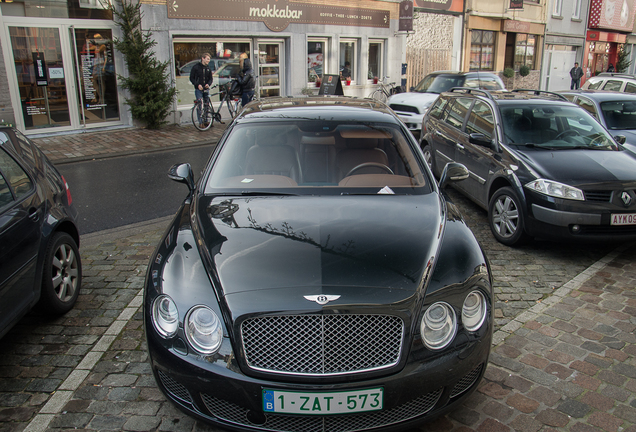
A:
<box><xmin>189</xmin><ymin>53</ymin><xmax>213</xmax><ymax>127</ymax></box>
<box><xmin>237</xmin><ymin>58</ymin><xmax>256</xmax><ymax>107</ymax></box>
<box><xmin>569</xmin><ymin>62</ymin><xmax>583</xmax><ymax>89</ymax></box>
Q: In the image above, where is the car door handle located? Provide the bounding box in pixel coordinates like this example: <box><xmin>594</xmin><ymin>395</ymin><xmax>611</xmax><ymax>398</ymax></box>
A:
<box><xmin>28</xmin><ymin>208</ymin><xmax>40</xmax><ymax>222</ymax></box>
<box><xmin>456</xmin><ymin>143</ymin><xmax>465</xmax><ymax>150</ymax></box>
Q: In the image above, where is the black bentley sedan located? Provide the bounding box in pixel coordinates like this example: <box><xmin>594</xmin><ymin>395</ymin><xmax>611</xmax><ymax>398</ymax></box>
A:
<box><xmin>145</xmin><ymin>97</ymin><xmax>493</xmax><ymax>431</ymax></box>
<box><xmin>0</xmin><ymin>126</ymin><xmax>81</xmax><ymax>339</ymax></box>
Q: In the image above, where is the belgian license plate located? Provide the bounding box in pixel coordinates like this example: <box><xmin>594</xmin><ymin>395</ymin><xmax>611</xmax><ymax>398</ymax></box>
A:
<box><xmin>262</xmin><ymin>387</ymin><xmax>383</xmax><ymax>415</ymax></box>
<box><xmin>611</xmin><ymin>214</ymin><xmax>636</xmax><ymax>225</ymax></box>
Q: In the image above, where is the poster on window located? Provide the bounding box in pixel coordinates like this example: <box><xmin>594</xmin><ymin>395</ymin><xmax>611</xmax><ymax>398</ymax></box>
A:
<box><xmin>32</xmin><ymin>52</ymin><xmax>48</xmax><ymax>86</ymax></box>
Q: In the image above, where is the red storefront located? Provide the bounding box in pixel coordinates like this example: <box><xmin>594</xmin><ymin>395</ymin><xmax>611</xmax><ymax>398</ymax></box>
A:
<box><xmin>583</xmin><ymin>0</ymin><xmax>636</xmax><ymax>84</ymax></box>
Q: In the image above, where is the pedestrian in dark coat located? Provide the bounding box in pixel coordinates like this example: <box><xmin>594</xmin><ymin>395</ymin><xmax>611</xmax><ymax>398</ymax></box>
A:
<box><xmin>237</xmin><ymin>58</ymin><xmax>256</xmax><ymax>107</ymax></box>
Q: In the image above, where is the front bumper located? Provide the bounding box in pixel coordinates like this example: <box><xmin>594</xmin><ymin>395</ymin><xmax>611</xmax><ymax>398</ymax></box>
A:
<box><xmin>147</xmin><ymin>326</ymin><xmax>491</xmax><ymax>432</ymax></box>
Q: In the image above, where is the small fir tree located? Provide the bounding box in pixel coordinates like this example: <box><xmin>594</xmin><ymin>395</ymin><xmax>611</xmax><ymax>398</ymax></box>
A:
<box><xmin>112</xmin><ymin>0</ymin><xmax>176</xmax><ymax>129</ymax></box>
<box><xmin>616</xmin><ymin>44</ymin><xmax>632</xmax><ymax>73</ymax></box>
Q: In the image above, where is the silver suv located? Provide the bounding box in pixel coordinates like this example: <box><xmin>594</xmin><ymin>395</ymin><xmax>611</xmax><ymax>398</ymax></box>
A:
<box><xmin>388</xmin><ymin>71</ymin><xmax>505</xmax><ymax>138</ymax></box>
<box><xmin>582</xmin><ymin>73</ymin><xmax>636</xmax><ymax>93</ymax></box>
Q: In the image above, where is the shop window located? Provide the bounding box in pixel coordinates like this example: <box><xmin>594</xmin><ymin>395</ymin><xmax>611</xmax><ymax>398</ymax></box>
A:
<box><xmin>340</xmin><ymin>39</ymin><xmax>358</xmax><ymax>83</ymax></box>
<box><xmin>368</xmin><ymin>40</ymin><xmax>384</xmax><ymax>81</ymax></box>
<box><xmin>469</xmin><ymin>30</ymin><xmax>494</xmax><ymax>71</ymax></box>
<box><xmin>308</xmin><ymin>38</ymin><xmax>328</xmax><ymax>84</ymax></box>
<box><xmin>514</xmin><ymin>34</ymin><xmax>536</xmax><ymax>70</ymax></box>
<box><xmin>173</xmin><ymin>40</ymin><xmax>250</xmax><ymax>107</ymax></box>
<box><xmin>1</xmin><ymin>0</ymin><xmax>112</xmax><ymax>19</ymax></box>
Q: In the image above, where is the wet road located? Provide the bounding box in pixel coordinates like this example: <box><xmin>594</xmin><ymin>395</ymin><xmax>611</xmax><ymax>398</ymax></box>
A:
<box><xmin>58</xmin><ymin>145</ymin><xmax>216</xmax><ymax>234</ymax></box>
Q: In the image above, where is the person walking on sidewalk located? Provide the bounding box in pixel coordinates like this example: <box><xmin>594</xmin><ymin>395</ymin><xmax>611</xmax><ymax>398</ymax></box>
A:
<box><xmin>570</xmin><ymin>62</ymin><xmax>583</xmax><ymax>89</ymax></box>
<box><xmin>190</xmin><ymin>52</ymin><xmax>213</xmax><ymax>128</ymax></box>
<box><xmin>237</xmin><ymin>57</ymin><xmax>256</xmax><ymax>107</ymax></box>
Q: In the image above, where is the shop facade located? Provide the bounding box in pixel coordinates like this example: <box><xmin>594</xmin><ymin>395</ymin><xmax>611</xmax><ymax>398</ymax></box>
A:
<box><xmin>0</xmin><ymin>1</ymin><xmax>124</xmax><ymax>134</ymax></box>
<box><xmin>0</xmin><ymin>0</ymin><xmax>407</xmax><ymax>134</ymax></box>
<box><xmin>582</xmin><ymin>0</ymin><xmax>636</xmax><ymax>85</ymax></box>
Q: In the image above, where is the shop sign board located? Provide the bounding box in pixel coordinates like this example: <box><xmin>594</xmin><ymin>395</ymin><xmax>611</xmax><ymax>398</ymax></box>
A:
<box><xmin>588</xmin><ymin>0</ymin><xmax>636</xmax><ymax>32</ymax></box>
<box><xmin>33</xmin><ymin>52</ymin><xmax>48</xmax><ymax>86</ymax></box>
<box><xmin>413</xmin><ymin>0</ymin><xmax>464</xmax><ymax>13</ymax></box>
<box><xmin>168</xmin><ymin>0</ymin><xmax>390</xmax><ymax>32</ymax></box>
<box><xmin>399</xmin><ymin>1</ymin><xmax>413</xmax><ymax>32</ymax></box>
<box><xmin>509</xmin><ymin>0</ymin><xmax>523</xmax><ymax>9</ymax></box>
<box><xmin>318</xmin><ymin>75</ymin><xmax>344</xmax><ymax>96</ymax></box>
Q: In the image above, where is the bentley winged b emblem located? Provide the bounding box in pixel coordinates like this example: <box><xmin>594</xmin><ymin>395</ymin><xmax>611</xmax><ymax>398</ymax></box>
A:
<box><xmin>304</xmin><ymin>295</ymin><xmax>341</xmax><ymax>305</ymax></box>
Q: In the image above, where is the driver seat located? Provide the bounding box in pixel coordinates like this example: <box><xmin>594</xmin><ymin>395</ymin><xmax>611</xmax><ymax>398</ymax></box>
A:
<box><xmin>336</xmin><ymin>138</ymin><xmax>389</xmax><ymax>179</ymax></box>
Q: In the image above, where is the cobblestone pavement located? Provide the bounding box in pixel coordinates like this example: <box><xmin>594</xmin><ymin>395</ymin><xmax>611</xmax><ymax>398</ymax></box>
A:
<box><xmin>0</xmin><ymin>125</ymin><xmax>634</xmax><ymax>431</ymax></box>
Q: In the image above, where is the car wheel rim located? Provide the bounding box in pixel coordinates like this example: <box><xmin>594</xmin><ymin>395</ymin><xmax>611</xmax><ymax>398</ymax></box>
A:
<box><xmin>492</xmin><ymin>195</ymin><xmax>519</xmax><ymax>238</ymax></box>
<box><xmin>52</xmin><ymin>243</ymin><xmax>79</xmax><ymax>302</ymax></box>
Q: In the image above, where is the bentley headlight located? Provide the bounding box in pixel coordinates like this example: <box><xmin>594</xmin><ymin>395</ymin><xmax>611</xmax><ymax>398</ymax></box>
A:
<box><xmin>525</xmin><ymin>179</ymin><xmax>584</xmax><ymax>201</ymax></box>
<box><xmin>185</xmin><ymin>306</ymin><xmax>223</xmax><ymax>355</ymax></box>
<box><xmin>421</xmin><ymin>302</ymin><xmax>456</xmax><ymax>350</ymax></box>
<box><xmin>152</xmin><ymin>295</ymin><xmax>179</xmax><ymax>338</ymax></box>
<box><xmin>462</xmin><ymin>291</ymin><xmax>487</xmax><ymax>332</ymax></box>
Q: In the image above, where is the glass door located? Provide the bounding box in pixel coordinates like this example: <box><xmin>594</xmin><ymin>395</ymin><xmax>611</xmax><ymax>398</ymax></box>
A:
<box><xmin>10</xmin><ymin>26</ymin><xmax>71</xmax><ymax>130</ymax></box>
<box><xmin>72</xmin><ymin>28</ymin><xmax>120</xmax><ymax>124</ymax></box>
<box><xmin>258</xmin><ymin>42</ymin><xmax>283</xmax><ymax>98</ymax></box>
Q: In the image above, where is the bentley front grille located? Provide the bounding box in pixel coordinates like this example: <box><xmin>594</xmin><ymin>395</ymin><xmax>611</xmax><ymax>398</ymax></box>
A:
<box><xmin>241</xmin><ymin>314</ymin><xmax>404</xmax><ymax>376</ymax></box>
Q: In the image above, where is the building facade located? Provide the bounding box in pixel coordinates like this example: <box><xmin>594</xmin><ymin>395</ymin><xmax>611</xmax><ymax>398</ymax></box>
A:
<box><xmin>541</xmin><ymin>0</ymin><xmax>589</xmax><ymax>91</ymax></box>
<box><xmin>0</xmin><ymin>0</ymin><xmax>409</xmax><ymax>134</ymax></box>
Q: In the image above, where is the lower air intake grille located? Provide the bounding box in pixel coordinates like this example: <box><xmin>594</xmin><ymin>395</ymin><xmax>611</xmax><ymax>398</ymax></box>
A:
<box><xmin>158</xmin><ymin>370</ymin><xmax>192</xmax><ymax>404</ymax></box>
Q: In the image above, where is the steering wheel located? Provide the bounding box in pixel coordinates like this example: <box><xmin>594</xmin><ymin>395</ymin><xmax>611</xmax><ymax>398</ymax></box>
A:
<box><xmin>555</xmin><ymin>129</ymin><xmax>581</xmax><ymax>140</ymax></box>
<box><xmin>346</xmin><ymin>163</ymin><xmax>394</xmax><ymax>177</ymax></box>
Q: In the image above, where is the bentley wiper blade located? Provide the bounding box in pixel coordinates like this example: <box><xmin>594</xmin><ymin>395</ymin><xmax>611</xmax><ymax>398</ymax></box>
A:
<box><xmin>213</xmin><ymin>191</ymin><xmax>298</xmax><ymax>197</ymax></box>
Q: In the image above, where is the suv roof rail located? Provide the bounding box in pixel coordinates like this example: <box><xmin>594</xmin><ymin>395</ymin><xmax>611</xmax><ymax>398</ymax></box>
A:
<box><xmin>597</xmin><ymin>72</ymin><xmax>636</xmax><ymax>78</ymax></box>
<box><xmin>448</xmin><ymin>87</ymin><xmax>495</xmax><ymax>100</ymax></box>
<box><xmin>511</xmin><ymin>89</ymin><xmax>569</xmax><ymax>102</ymax></box>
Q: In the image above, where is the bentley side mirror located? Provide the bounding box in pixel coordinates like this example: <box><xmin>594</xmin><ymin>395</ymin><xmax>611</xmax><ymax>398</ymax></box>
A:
<box><xmin>615</xmin><ymin>135</ymin><xmax>627</xmax><ymax>145</ymax></box>
<box><xmin>168</xmin><ymin>163</ymin><xmax>195</xmax><ymax>192</ymax></box>
<box><xmin>439</xmin><ymin>162</ymin><xmax>469</xmax><ymax>189</ymax></box>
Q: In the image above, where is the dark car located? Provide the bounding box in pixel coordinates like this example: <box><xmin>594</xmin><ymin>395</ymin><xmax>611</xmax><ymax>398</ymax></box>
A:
<box><xmin>0</xmin><ymin>126</ymin><xmax>81</xmax><ymax>339</ymax></box>
<box><xmin>559</xmin><ymin>89</ymin><xmax>636</xmax><ymax>155</ymax></box>
<box><xmin>145</xmin><ymin>97</ymin><xmax>493</xmax><ymax>431</ymax></box>
<box><xmin>388</xmin><ymin>71</ymin><xmax>505</xmax><ymax>138</ymax></box>
<box><xmin>420</xmin><ymin>88</ymin><xmax>636</xmax><ymax>246</ymax></box>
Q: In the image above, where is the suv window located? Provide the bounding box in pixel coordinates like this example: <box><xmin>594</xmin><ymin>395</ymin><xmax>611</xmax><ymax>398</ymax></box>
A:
<box><xmin>603</xmin><ymin>80</ymin><xmax>623</xmax><ymax>91</ymax></box>
<box><xmin>466</xmin><ymin>101</ymin><xmax>495</xmax><ymax>139</ymax></box>
<box><xmin>0</xmin><ymin>171</ymin><xmax>11</xmax><ymax>208</ymax></box>
<box><xmin>428</xmin><ymin>97</ymin><xmax>449</xmax><ymax>119</ymax></box>
<box><xmin>414</xmin><ymin>75</ymin><xmax>465</xmax><ymax>93</ymax></box>
<box><xmin>626</xmin><ymin>82</ymin><xmax>636</xmax><ymax>93</ymax></box>
<box><xmin>444</xmin><ymin>98</ymin><xmax>472</xmax><ymax>129</ymax></box>
<box><xmin>586</xmin><ymin>79</ymin><xmax>602</xmax><ymax>90</ymax></box>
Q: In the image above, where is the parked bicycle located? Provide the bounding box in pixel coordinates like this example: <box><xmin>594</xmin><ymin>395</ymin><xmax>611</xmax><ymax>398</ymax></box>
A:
<box><xmin>191</xmin><ymin>80</ymin><xmax>244</xmax><ymax>131</ymax></box>
<box><xmin>369</xmin><ymin>77</ymin><xmax>400</xmax><ymax>103</ymax></box>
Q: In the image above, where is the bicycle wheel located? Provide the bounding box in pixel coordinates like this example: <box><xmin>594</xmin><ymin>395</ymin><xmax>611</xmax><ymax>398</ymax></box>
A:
<box><xmin>370</xmin><ymin>89</ymin><xmax>387</xmax><ymax>104</ymax></box>
<box><xmin>192</xmin><ymin>102</ymin><xmax>213</xmax><ymax>131</ymax></box>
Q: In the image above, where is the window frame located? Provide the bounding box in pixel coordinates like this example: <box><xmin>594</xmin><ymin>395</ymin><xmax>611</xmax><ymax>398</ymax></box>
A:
<box><xmin>339</xmin><ymin>38</ymin><xmax>359</xmax><ymax>84</ymax></box>
<box><xmin>307</xmin><ymin>37</ymin><xmax>329</xmax><ymax>86</ymax></box>
<box><xmin>470</xmin><ymin>30</ymin><xmax>495</xmax><ymax>71</ymax></box>
<box><xmin>514</xmin><ymin>33</ymin><xmax>536</xmax><ymax>70</ymax></box>
<box><xmin>552</xmin><ymin>0</ymin><xmax>563</xmax><ymax>17</ymax></box>
<box><xmin>367</xmin><ymin>39</ymin><xmax>385</xmax><ymax>83</ymax></box>
<box><xmin>572</xmin><ymin>0</ymin><xmax>582</xmax><ymax>19</ymax></box>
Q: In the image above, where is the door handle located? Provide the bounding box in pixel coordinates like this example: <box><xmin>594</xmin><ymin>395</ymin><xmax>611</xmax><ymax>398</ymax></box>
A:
<box><xmin>28</xmin><ymin>208</ymin><xmax>40</xmax><ymax>222</ymax></box>
<box><xmin>456</xmin><ymin>143</ymin><xmax>465</xmax><ymax>150</ymax></box>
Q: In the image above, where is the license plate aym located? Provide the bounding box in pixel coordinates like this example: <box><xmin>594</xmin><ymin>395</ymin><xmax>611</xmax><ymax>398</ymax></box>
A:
<box><xmin>611</xmin><ymin>213</ymin><xmax>636</xmax><ymax>225</ymax></box>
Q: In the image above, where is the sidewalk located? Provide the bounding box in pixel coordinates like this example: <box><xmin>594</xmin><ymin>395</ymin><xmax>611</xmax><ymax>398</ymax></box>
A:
<box><xmin>30</xmin><ymin>122</ymin><xmax>227</xmax><ymax>164</ymax></box>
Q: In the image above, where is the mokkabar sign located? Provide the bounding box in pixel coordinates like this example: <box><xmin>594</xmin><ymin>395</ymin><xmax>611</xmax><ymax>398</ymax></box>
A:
<box><xmin>167</xmin><ymin>0</ymin><xmax>390</xmax><ymax>32</ymax></box>
<box><xmin>414</xmin><ymin>0</ymin><xmax>463</xmax><ymax>13</ymax></box>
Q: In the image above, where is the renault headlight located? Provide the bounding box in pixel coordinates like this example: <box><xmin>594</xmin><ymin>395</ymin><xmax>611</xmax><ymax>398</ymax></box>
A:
<box><xmin>420</xmin><ymin>302</ymin><xmax>456</xmax><ymax>350</ymax></box>
<box><xmin>152</xmin><ymin>295</ymin><xmax>179</xmax><ymax>338</ymax></box>
<box><xmin>462</xmin><ymin>291</ymin><xmax>487</xmax><ymax>332</ymax></box>
<box><xmin>525</xmin><ymin>179</ymin><xmax>584</xmax><ymax>201</ymax></box>
<box><xmin>185</xmin><ymin>306</ymin><xmax>223</xmax><ymax>355</ymax></box>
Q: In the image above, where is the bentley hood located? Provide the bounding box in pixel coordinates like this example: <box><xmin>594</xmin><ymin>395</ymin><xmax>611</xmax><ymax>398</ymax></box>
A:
<box><xmin>196</xmin><ymin>195</ymin><xmax>443</xmax><ymax>299</ymax></box>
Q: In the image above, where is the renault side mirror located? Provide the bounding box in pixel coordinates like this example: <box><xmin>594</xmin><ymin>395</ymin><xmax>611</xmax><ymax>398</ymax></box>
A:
<box><xmin>439</xmin><ymin>162</ymin><xmax>469</xmax><ymax>189</ymax></box>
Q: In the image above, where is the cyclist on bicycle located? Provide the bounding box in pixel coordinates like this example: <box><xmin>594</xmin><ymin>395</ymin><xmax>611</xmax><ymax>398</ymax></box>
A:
<box><xmin>189</xmin><ymin>52</ymin><xmax>213</xmax><ymax>128</ymax></box>
<box><xmin>237</xmin><ymin>57</ymin><xmax>256</xmax><ymax>107</ymax></box>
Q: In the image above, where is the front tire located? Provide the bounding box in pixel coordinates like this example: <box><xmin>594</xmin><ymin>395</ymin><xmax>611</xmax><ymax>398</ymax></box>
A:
<box><xmin>37</xmin><ymin>232</ymin><xmax>82</xmax><ymax>315</ymax></box>
<box><xmin>488</xmin><ymin>187</ymin><xmax>529</xmax><ymax>246</ymax></box>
